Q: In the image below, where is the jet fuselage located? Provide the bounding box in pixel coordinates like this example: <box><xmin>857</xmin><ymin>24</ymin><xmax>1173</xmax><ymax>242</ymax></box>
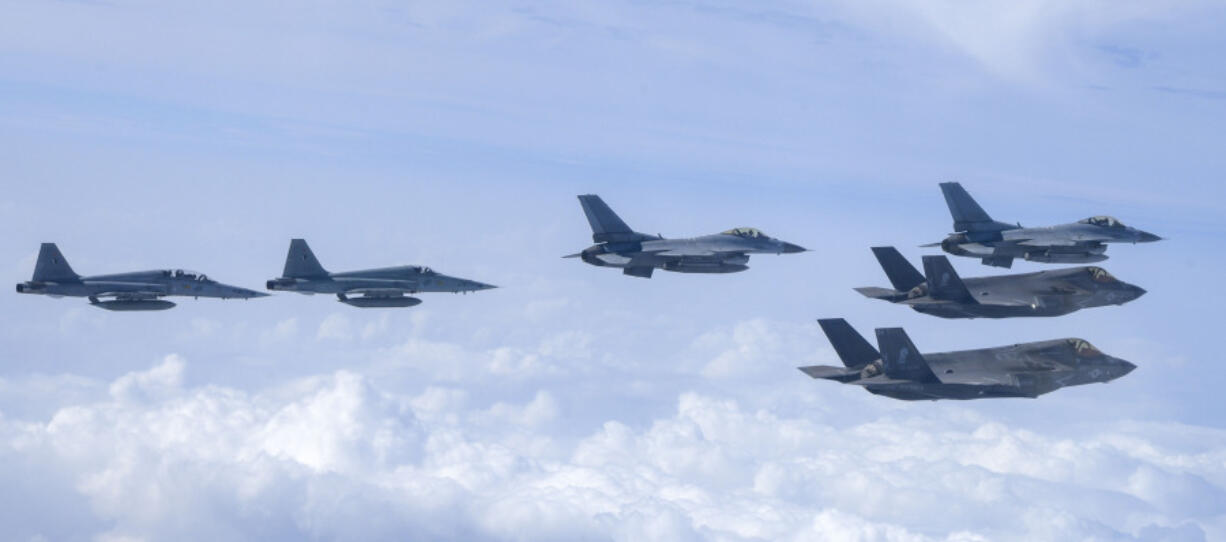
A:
<box><xmin>902</xmin><ymin>267</ymin><xmax>1145</xmax><ymax>318</ymax></box>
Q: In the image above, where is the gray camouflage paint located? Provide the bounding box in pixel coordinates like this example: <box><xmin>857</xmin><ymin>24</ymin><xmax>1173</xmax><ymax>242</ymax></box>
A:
<box><xmin>856</xmin><ymin>247</ymin><xmax>1147</xmax><ymax>318</ymax></box>
<box><xmin>798</xmin><ymin>319</ymin><xmax>1135</xmax><ymax>400</ymax></box>
<box><xmin>568</xmin><ymin>194</ymin><xmax>807</xmax><ymax>278</ymax></box>
<box><xmin>266</xmin><ymin>238</ymin><xmax>495</xmax><ymax>308</ymax></box>
<box><xmin>16</xmin><ymin>243</ymin><xmax>266</xmax><ymax>311</ymax></box>
<box><xmin>932</xmin><ymin>182</ymin><xmax>1162</xmax><ymax>268</ymax></box>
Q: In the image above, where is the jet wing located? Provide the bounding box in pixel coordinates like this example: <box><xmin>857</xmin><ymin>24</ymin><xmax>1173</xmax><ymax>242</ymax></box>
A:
<box><xmin>1009</xmin><ymin>232</ymin><xmax>1107</xmax><ymax>247</ymax></box>
<box><xmin>934</xmin><ymin>369</ymin><xmax>1018</xmax><ymax>386</ymax></box>
<box><xmin>82</xmin><ymin>280</ymin><xmax>165</xmax><ymax>291</ymax></box>
<box><xmin>94</xmin><ymin>290</ymin><xmax>165</xmax><ymax>301</ymax></box>
<box><xmin>342</xmin><ymin>287</ymin><xmax>413</xmax><ymax>297</ymax></box>
<box><xmin>1016</xmin><ymin>238</ymin><xmax>1083</xmax><ymax>247</ymax></box>
<box><xmin>642</xmin><ymin>248</ymin><xmax>723</xmax><ymax>257</ymax></box>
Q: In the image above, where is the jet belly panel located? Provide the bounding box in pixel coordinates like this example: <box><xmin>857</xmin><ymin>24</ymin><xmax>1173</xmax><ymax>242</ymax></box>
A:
<box><xmin>332</xmin><ymin>277</ymin><xmax>416</xmax><ymax>293</ymax></box>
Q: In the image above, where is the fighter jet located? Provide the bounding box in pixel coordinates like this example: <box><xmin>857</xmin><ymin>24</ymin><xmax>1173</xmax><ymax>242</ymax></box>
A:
<box><xmin>855</xmin><ymin>246</ymin><xmax>1146</xmax><ymax>318</ymax></box>
<box><xmin>798</xmin><ymin>318</ymin><xmax>1136</xmax><ymax>400</ymax></box>
<box><xmin>565</xmin><ymin>194</ymin><xmax>807</xmax><ymax>278</ymax></box>
<box><xmin>928</xmin><ymin>182</ymin><xmax>1162</xmax><ymax>268</ymax></box>
<box><xmin>265</xmin><ymin>239</ymin><xmax>495</xmax><ymax>308</ymax></box>
<box><xmin>15</xmin><ymin>243</ymin><xmax>267</xmax><ymax>311</ymax></box>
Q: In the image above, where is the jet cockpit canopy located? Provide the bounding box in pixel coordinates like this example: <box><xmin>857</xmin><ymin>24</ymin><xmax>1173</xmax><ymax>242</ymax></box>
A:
<box><xmin>169</xmin><ymin>269</ymin><xmax>210</xmax><ymax>282</ymax></box>
<box><xmin>415</xmin><ymin>266</ymin><xmax>435</xmax><ymax>275</ymax></box>
<box><xmin>1079</xmin><ymin>216</ymin><xmax>1124</xmax><ymax>228</ymax></box>
<box><xmin>1086</xmin><ymin>267</ymin><xmax>1116</xmax><ymax>283</ymax></box>
<box><xmin>722</xmin><ymin>227</ymin><xmax>770</xmax><ymax>239</ymax></box>
<box><xmin>1068</xmin><ymin>339</ymin><xmax>1102</xmax><ymax>358</ymax></box>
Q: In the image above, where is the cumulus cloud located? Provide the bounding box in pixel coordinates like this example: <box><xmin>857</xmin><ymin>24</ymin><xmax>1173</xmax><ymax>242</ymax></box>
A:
<box><xmin>316</xmin><ymin>313</ymin><xmax>354</xmax><ymax>342</ymax></box>
<box><xmin>261</xmin><ymin>317</ymin><xmax>299</xmax><ymax>345</ymax></box>
<box><xmin>1</xmin><ymin>357</ymin><xmax>1222</xmax><ymax>541</ymax></box>
<box><xmin>376</xmin><ymin>331</ymin><xmax>586</xmax><ymax>382</ymax></box>
<box><xmin>690</xmin><ymin>319</ymin><xmax>815</xmax><ymax>379</ymax></box>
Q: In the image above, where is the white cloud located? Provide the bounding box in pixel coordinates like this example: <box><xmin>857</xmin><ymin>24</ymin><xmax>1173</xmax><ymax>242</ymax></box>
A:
<box><xmin>260</xmin><ymin>317</ymin><xmax>299</xmax><ymax>345</ymax></box>
<box><xmin>316</xmin><ymin>313</ymin><xmax>354</xmax><ymax>342</ymax></box>
<box><xmin>108</xmin><ymin>354</ymin><xmax>185</xmax><ymax>403</ymax></box>
<box><xmin>2</xmin><ymin>358</ymin><xmax>1222</xmax><ymax>541</ymax></box>
<box><xmin>377</xmin><ymin>332</ymin><xmax>581</xmax><ymax>382</ymax></box>
<box><xmin>692</xmin><ymin>319</ymin><xmax>814</xmax><ymax>379</ymax></box>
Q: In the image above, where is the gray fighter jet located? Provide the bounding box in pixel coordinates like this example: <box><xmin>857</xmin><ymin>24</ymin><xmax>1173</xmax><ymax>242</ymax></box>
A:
<box><xmin>855</xmin><ymin>246</ymin><xmax>1146</xmax><ymax>318</ymax></box>
<box><xmin>928</xmin><ymin>182</ymin><xmax>1162</xmax><ymax>268</ymax></box>
<box><xmin>798</xmin><ymin>319</ymin><xmax>1136</xmax><ymax>400</ymax></box>
<box><xmin>266</xmin><ymin>239</ymin><xmax>495</xmax><ymax>308</ymax></box>
<box><xmin>565</xmin><ymin>194</ymin><xmax>807</xmax><ymax>278</ymax></box>
<box><xmin>15</xmin><ymin>243</ymin><xmax>266</xmax><ymax>311</ymax></box>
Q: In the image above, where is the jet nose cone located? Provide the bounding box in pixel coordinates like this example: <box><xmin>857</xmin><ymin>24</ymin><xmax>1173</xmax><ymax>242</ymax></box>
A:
<box><xmin>469</xmin><ymin>281</ymin><xmax>497</xmax><ymax>291</ymax></box>
<box><xmin>1130</xmin><ymin>285</ymin><xmax>1147</xmax><ymax>299</ymax></box>
<box><xmin>1119</xmin><ymin>360</ymin><xmax>1137</xmax><ymax>377</ymax></box>
<box><xmin>1137</xmin><ymin>231</ymin><xmax>1163</xmax><ymax>243</ymax></box>
<box><xmin>781</xmin><ymin>242</ymin><xmax>808</xmax><ymax>254</ymax></box>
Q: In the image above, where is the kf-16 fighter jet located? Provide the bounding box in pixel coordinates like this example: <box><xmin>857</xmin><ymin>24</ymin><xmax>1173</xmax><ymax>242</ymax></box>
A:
<box><xmin>266</xmin><ymin>239</ymin><xmax>495</xmax><ymax>308</ymax></box>
<box><xmin>928</xmin><ymin>182</ymin><xmax>1162</xmax><ymax>268</ymax></box>
<box><xmin>855</xmin><ymin>246</ymin><xmax>1146</xmax><ymax>318</ymax></box>
<box><xmin>798</xmin><ymin>318</ymin><xmax>1136</xmax><ymax>400</ymax></box>
<box><xmin>15</xmin><ymin>243</ymin><xmax>267</xmax><ymax>311</ymax></box>
<box><xmin>565</xmin><ymin>194</ymin><xmax>807</xmax><ymax>278</ymax></box>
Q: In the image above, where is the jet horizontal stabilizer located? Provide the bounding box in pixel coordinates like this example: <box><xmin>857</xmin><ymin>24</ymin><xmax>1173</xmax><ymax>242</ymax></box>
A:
<box><xmin>798</xmin><ymin>365</ymin><xmax>862</xmax><ymax>382</ymax></box>
<box><xmin>853</xmin><ymin>286</ymin><xmax>904</xmax><ymax>301</ymax></box>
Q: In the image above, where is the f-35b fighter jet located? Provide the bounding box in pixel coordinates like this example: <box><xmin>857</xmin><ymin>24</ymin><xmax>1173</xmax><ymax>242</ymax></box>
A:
<box><xmin>928</xmin><ymin>182</ymin><xmax>1162</xmax><ymax>268</ymax></box>
<box><xmin>15</xmin><ymin>243</ymin><xmax>266</xmax><ymax>311</ymax></box>
<box><xmin>266</xmin><ymin>239</ymin><xmax>495</xmax><ymax>308</ymax></box>
<box><xmin>566</xmin><ymin>194</ymin><xmax>807</xmax><ymax>278</ymax></box>
<box><xmin>855</xmin><ymin>246</ymin><xmax>1146</xmax><ymax>318</ymax></box>
<box><xmin>798</xmin><ymin>319</ymin><xmax>1135</xmax><ymax>400</ymax></box>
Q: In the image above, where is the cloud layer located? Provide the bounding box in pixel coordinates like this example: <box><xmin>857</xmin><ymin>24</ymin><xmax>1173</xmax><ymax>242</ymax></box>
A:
<box><xmin>2</xmin><ymin>355</ymin><xmax>1221</xmax><ymax>541</ymax></box>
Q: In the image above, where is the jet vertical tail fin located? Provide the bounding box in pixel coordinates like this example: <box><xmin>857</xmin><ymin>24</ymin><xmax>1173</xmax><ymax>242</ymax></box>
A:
<box><xmin>818</xmin><ymin>318</ymin><xmax>879</xmax><ymax>368</ymax></box>
<box><xmin>875</xmin><ymin>328</ymin><xmax>939</xmax><ymax>382</ymax></box>
<box><xmin>32</xmin><ymin>243</ymin><xmax>80</xmax><ymax>282</ymax></box>
<box><xmin>922</xmin><ymin>256</ymin><xmax>976</xmax><ymax>303</ymax></box>
<box><xmin>578</xmin><ymin>195</ymin><xmax>653</xmax><ymax>243</ymax></box>
<box><xmin>283</xmin><ymin>239</ymin><xmax>328</xmax><ymax>278</ymax></box>
<box><xmin>870</xmin><ymin>247</ymin><xmax>925</xmax><ymax>292</ymax></box>
<box><xmin>939</xmin><ymin>182</ymin><xmax>1016</xmax><ymax>233</ymax></box>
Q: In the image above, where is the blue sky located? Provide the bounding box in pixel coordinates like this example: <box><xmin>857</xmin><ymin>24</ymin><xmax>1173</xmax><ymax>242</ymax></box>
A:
<box><xmin>2</xmin><ymin>1</ymin><xmax>1225</xmax><ymax>540</ymax></box>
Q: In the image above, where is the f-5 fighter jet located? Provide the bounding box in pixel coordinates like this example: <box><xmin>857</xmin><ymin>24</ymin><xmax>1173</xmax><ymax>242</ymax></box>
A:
<box><xmin>566</xmin><ymin>194</ymin><xmax>807</xmax><ymax>278</ymax></box>
<box><xmin>929</xmin><ymin>182</ymin><xmax>1162</xmax><ymax>268</ymax></box>
<box><xmin>15</xmin><ymin>243</ymin><xmax>266</xmax><ymax>311</ymax></box>
<box><xmin>798</xmin><ymin>319</ymin><xmax>1135</xmax><ymax>400</ymax></box>
<box><xmin>855</xmin><ymin>246</ymin><xmax>1146</xmax><ymax>318</ymax></box>
<box><xmin>266</xmin><ymin>239</ymin><xmax>495</xmax><ymax>308</ymax></box>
